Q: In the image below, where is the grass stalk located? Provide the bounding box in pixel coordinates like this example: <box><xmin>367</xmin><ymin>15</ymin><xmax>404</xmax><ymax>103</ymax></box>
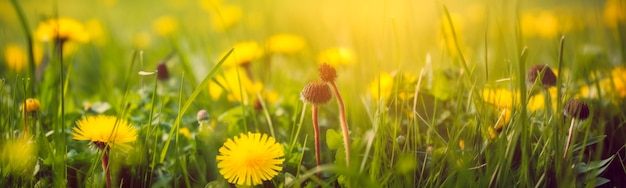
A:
<box><xmin>330</xmin><ymin>81</ymin><xmax>351</xmax><ymax>167</ymax></box>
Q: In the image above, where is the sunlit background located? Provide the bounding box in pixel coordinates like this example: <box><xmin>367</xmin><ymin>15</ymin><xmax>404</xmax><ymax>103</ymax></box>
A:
<box><xmin>1</xmin><ymin>0</ymin><xmax>625</xmax><ymax>187</ymax></box>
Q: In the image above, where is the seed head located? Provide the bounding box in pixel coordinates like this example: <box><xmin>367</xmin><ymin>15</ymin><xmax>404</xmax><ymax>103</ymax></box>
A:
<box><xmin>527</xmin><ymin>64</ymin><xmax>557</xmax><ymax>88</ymax></box>
<box><xmin>318</xmin><ymin>63</ymin><xmax>337</xmax><ymax>83</ymax></box>
<box><xmin>564</xmin><ymin>98</ymin><xmax>589</xmax><ymax>120</ymax></box>
<box><xmin>300</xmin><ymin>81</ymin><xmax>332</xmax><ymax>105</ymax></box>
<box><xmin>156</xmin><ymin>62</ymin><xmax>170</xmax><ymax>81</ymax></box>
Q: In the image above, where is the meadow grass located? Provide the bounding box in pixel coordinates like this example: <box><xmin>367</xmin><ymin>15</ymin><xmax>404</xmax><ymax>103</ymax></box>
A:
<box><xmin>1</xmin><ymin>0</ymin><xmax>625</xmax><ymax>187</ymax></box>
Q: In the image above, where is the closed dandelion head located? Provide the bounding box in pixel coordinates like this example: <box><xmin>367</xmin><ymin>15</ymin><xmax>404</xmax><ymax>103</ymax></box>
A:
<box><xmin>22</xmin><ymin>98</ymin><xmax>41</xmax><ymax>113</ymax></box>
<box><xmin>217</xmin><ymin>132</ymin><xmax>284</xmax><ymax>186</ymax></box>
<box><xmin>318</xmin><ymin>63</ymin><xmax>337</xmax><ymax>83</ymax></box>
<box><xmin>197</xmin><ymin>109</ymin><xmax>210</xmax><ymax>123</ymax></box>
<box><xmin>564</xmin><ymin>98</ymin><xmax>590</xmax><ymax>120</ymax></box>
<box><xmin>156</xmin><ymin>62</ymin><xmax>170</xmax><ymax>81</ymax></box>
<box><xmin>300</xmin><ymin>81</ymin><xmax>332</xmax><ymax>105</ymax></box>
<box><xmin>72</xmin><ymin>115</ymin><xmax>137</xmax><ymax>152</ymax></box>
<box><xmin>527</xmin><ymin>64</ymin><xmax>557</xmax><ymax>88</ymax></box>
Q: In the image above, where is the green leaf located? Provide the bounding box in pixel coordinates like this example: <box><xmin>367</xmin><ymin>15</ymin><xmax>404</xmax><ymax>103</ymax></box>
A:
<box><xmin>572</xmin><ymin>135</ymin><xmax>606</xmax><ymax>152</ymax></box>
<box><xmin>575</xmin><ymin>155</ymin><xmax>614</xmax><ymax>174</ymax></box>
<box><xmin>594</xmin><ymin>177</ymin><xmax>611</xmax><ymax>187</ymax></box>
<box><xmin>326</xmin><ymin>129</ymin><xmax>343</xmax><ymax>150</ymax></box>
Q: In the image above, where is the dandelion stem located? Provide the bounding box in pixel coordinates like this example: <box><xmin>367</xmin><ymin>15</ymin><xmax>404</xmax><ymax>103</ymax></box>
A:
<box><xmin>312</xmin><ymin>104</ymin><xmax>321</xmax><ymax>177</ymax></box>
<box><xmin>330</xmin><ymin>81</ymin><xmax>350</xmax><ymax>167</ymax></box>
<box><xmin>102</xmin><ymin>147</ymin><xmax>111</xmax><ymax>188</ymax></box>
<box><xmin>563</xmin><ymin>118</ymin><xmax>577</xmax><ymax>159</ymax></box>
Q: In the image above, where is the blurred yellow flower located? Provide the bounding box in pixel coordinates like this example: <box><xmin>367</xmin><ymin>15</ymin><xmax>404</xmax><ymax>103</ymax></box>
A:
<box><xmin>487</xmin><ymin>126</ymin><xmax>497</xmax><ymax>140</ymax></box>
<box><xmin>368</xmin><ymin>72</ymin><xmax>394</xmax><ymax>101</ymax></box>
<box><xmin>35</xmin><ymin>17</ymin><xmax>89</xmax><ymax>43</ymax></box>
<box><xmin>528</xmin><ymin>87</ymin><xmax>558</xmax><ymax>112</ymax></box>
<box><xmin>85</xmin><ymin>19</ymin><xmax>107</xmax><ymax>46</ymax></box>
<box><xmin>209</xmin><ymin>67</ymin><xmax>263</xmax><ymax>104</ymax></box>
<box><xmin>482</xmin><ymin>88</ymin><xmax>517</xmax><ymax>108</ymax></box>
<box><xmin>266</xmin><ymin>33</ymin><xmax>306</xmax><ymax>54</ymax></box>
<box><xmin>221</xmin><ymin>41</ymin><xmax>264</xmax><ymax>67</ymax></box>
<box><xmin>4</xmin><ymin>44</ymin><xmax>27</xmax><ymax>72</ymax></box>
<box><xmin>72</xmin><ymin>115</ymin><xmax>137</xmax><ymax>152</ymax></box>
<box><xmin>179</xmin><ymin>127</ymin><xmax>192</xmax><ymax>139</ymax></box>
<box><xmin>317</xmin><ymin>47</ymin><xmax>356</xmax><ymax>66</ymax></box>
<box><xmin>0</xmin><ymin>138</ymin><xmax>37</xmax><ymax>177</ymax></box>
<box><xmin>133</xmin><ymin>32</ymin><xmax>152</xmax><ymax>49</ymax></box>
<box><xmin>217</xmin><ymin>132</ymin><xmax>284</xmax><ymax>186</ymax></box>
<box><xmin>581</xmin><ymin>66</ymin><xmax>626</xmax><ymax>99</ymax></box>
<box><xmin>209</xmin><ymin>4</ymin><xmax>243</xmax><ymax>31</ymax></box>
<box><xmin>521</xmin><ymin>11</ymin><xmax>562</xmax><ymax>39</ymax></box>
<box><xmin>604</xmin><ymin>0</ymin><xmax>626</xmax><ymax>28</ymax></box>
<box><xmin>458</xmin><ymin>140</ymin><xmax>465</xmax><ymax>150</ymax></box>
<box><xmin>494</xmin><ymin>107</ymin><xmax>511</xmax><ymax>132</ymax></box>
<box><xmin>439</xmin><ymin>13</ymin><xmax>465</xmax><ymax>57</ymax></box>
<box><xmin>152</xmin><ymin>15</ymin><xmax>178</xmax><ymax>36</ymax></box>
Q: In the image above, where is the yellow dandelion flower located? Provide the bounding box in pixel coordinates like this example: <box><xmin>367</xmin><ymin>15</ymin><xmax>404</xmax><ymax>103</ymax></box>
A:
<box><xmin>487</xmin><ymin>126</ymin><xmax>497</xmax><ymax>140</ymax></box>
<box><xmin>209</xmin><ymin>4</ymin><xmax>243</xmax><ymax>31</ymax></box>
<box><xmin>458</xmin><ymin>140</ymin><xmax>465</xmax><ymax>150</ymax></box>
<box><xmin>481</xmin><ymin>88</ymin><xmax>518</xmax><ymax>108</ymax></box>
<box><xmin>217</xmin><ymin>132</ymin><xmax>284</xmax><ymax>186</ymax></box>
<box><xmin>494</xmin><ymin>107</ymin><xmax>511</xmax><ymax>131</ymax></box>
<box><xmin>85</xmin><ymin>19</ymin><xmax>107</xmax><ymax>46</ymax></box>
<box><xmin>179</xmin><ymin>127</ymin><xmax>192</xmax><ymax>139</ymax></box>
<box><xmin>4</xmin><ymin>44</ymin><xmax>28</xmax><ymax>72</ymax></box>
<box><xmin>208</xmin><ymin>67</ymin><xmax>263</xmax><ymax>104</ymax></box>
<box><xmin>439</xmin><ymin>12</ymin><xmax>466</xmax><ymax>57</ymax></box>
<box><xmin>133</xmin><ymin>32</ymin><xmax>152</xmax><ymax>49</ymax></box>
<box><xmin>72</xmin><ymin>115</ymin><xmax>137</xmax><ymax>152</ymax></box>
<box><xmin>0</xmin><ymin>138</ymin><xmax>37</xmax><ymax>177</ymax></box>
<box><xmin>521</xmin><ymin>11</ymin><xmax>562</xmax><ymax>39</ymax></box>
<box><xmin>317</xmin><ymin>47</ymin><xmax>356</xmax><ymax>66</ymax></box>
<box><xmin>368</xmin><ymin>72</ymin><xmax>394</xmax><ymax>101</ymax></box>
<box><xmin>604</xmin><ymin>0</ymin><xmax>626</xmax><ymax>28</ymax></box>
<box><xmin>22</xmin><ymin>98</ymin><xmax>41</xmax><ymax>113</ymax></box>
<box><xmin>152</xmin><ymin>15</ymin><xmax>178</xmax><ymax>36</ymax></box>
<box><xmin>221</xmin><ymin>41</ymin><xmax>264</xmax><ymax>67</ymax></box>
<box><xmin>609</xmin><ymin>66</ymin><xmax>626</xmax><ymax>97</ymax></box>
<box><xmin>266</xmin><ymin>33</ymin><xmax>306</xmax><ymax>54</ymax></box>
<box><xmin>528</xmin><ymin>87</ymin><xmax>558</xmax><ymax>112</ymax></box>
<box><xmin>35</xmin><ymin>17</ymin><xmax>89</xmax><ymax>43</ymax></box>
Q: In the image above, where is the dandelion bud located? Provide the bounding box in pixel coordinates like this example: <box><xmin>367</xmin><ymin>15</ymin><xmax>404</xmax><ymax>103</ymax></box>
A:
<box><xmin>527</xmin><ymin>64</ymin><xmax>557</xmax><ymax>88</ymax></box>
<box><xmin>23</xmin><ymin>98</ymin><xmax>41</xmax><ymax>112</ymax></box>
<box><xmin>564</xmin><ymin>99</ymin><xmax>590</xmax><ymax>120</ymax></box>
<box><xmin>318</xmin><ymin>63</ymin><xmax>337</xmax><ymax>82</ymax></box>
<box><xmin>197</xmin><ymin>109</ymin><xmax>210</xmax><ymax>123</ymax></box>
<box><xmin>300</xmin><ymin>81</ymin><xmax>332</xmax><ymax>105</ymax></box>
<box><xmin>156</xmin><ymin>62</ymin><xmax>170</xmax><ymax>81</ymax></box>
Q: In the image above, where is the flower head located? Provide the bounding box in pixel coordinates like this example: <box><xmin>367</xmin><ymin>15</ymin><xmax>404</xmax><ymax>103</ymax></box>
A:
<box><xmin>318</xmin><ymin>63</ymin><xmax>337</xmax><ymax>83</ymax></box>
<box><xmin>72</xmin><ymin>115</ymin><xmax>137</xmax><ymax>151</ymax></box>
<box><xmin>35</xmin><ymin>17</ymin><xmax>89</xmax><ymax>43</ymax></box>
<box><xmin>156</xmin><ymin>62</ymin><xmax>170</xmax><ymax>81</ymax></box>
<box><xmin>22</xmin><ymin>98</ymin><xmax>41</xmax><ymax>113</ymax></box>
<box><xmin>527</xmin><ymin>64</ymin><xmax>557</xmax><ymax>88</ymax></box>
<box><xmin>317</xmin><ymin>47</ymin><xmax>356</xmax><ymax>66</ymax></box>
<box><xmin>301</xmin><ymin>81</ymin><xmax>332</xmax><ymax>105</ymax></box>
<box><xmin>217</xmin><ymin>132</ymin><xmax>284</xmax><ymax>186</ymax></box>
<box><xmin>221</xmin><ymin>41</ymin><xmax>264</xmax><ymax>67</ymax></box>
<box><xmin>266</xmin><ymin>33</ymin><xmax>306</xmax><ymax>54</ymax></box>
<box><xmin>152</xmin><ymin>15</ymin><xmax>178</xmax><ymax>36</ymax></box>
<box><xmin>564</xmin><ymin>98</ymin><xmax>590</xmax><ymax>120</ymax></box>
